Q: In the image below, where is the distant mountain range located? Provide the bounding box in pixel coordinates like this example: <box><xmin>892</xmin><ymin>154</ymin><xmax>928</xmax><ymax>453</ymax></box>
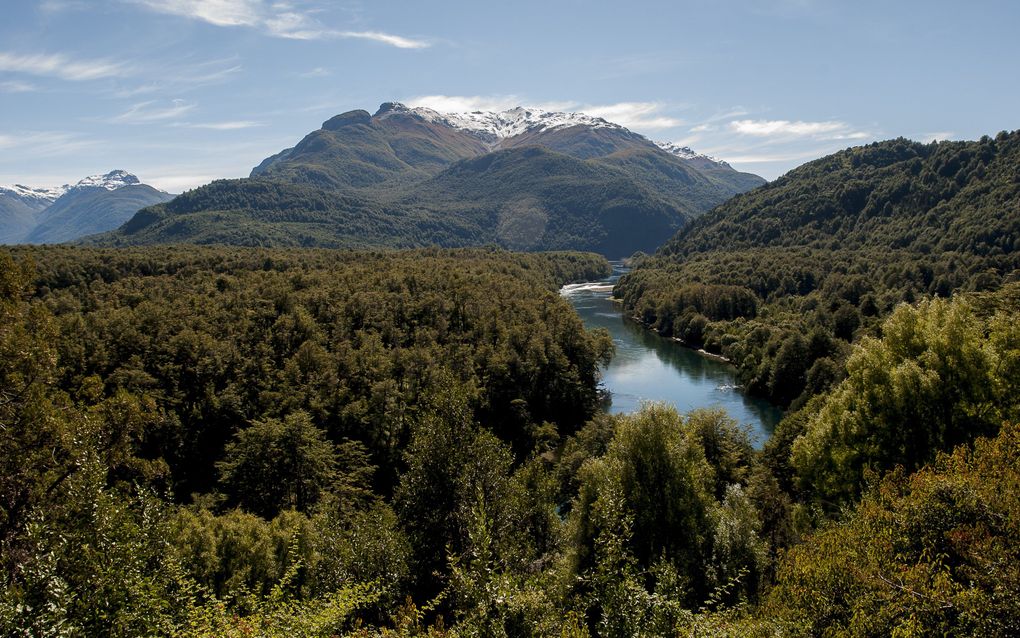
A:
<box><xmin>97</xmin><ymin>103</ymin><xmax>764</xmax><ymax>256</ymax></box>
<box><xmin>0</xmin><ymin>171</ymin><xmax>174</xmax><ymax>244</ymax></box>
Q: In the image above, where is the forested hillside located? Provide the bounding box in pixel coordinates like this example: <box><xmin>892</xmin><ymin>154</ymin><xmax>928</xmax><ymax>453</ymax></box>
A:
<box><xmin>92</xmin><ymin>104</ymin><xmax>764</xmax><ymax>256</ymax></box>
<box><xmin>616</xmin><ymin>130</ymin><xmax>1020</xmax><ymax>407</ymax></box>
<box><xmin>2</xmin><ymin>245</ymin><xmax>1019</xmax><ymax>636</ymax></box>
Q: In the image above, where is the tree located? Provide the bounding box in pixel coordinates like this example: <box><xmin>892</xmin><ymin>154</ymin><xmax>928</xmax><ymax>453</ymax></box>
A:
<box><xmin>218</xmin><ymin>411</ymin><xmax>338</xmax><ymax>518</ymax></box>
<box><xmin>792</xmin><ymin>297</ymin><xmax>1018</xmax><ymax>504</ymax></box>
<box><xmin>568</xmin><ymin>405</ymin><xmax>717</xmax><ymax>608</ymax></box>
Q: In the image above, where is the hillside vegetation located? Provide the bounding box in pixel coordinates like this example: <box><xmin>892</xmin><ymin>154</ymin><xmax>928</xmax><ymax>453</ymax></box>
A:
<box><xmin>616</xmin><ymin>131</ymin><xmax>1020</xmax><ymax>407</ymax></box>
<box><xmin>92</xmin><ymin>105</ymin><xmax>764</xmax><ymax>256</ymax></box>
<box><xmin>1</xmin><ymin>244</ymin><xmax>1018</xmax><ymax>635</ymax></box>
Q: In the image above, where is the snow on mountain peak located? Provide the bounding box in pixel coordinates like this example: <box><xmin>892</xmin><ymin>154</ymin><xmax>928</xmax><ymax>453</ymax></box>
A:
<box><xmin>72</xmin><ymin>170</ymin><xmax>141</xmax><ymax>191</ymax></box>
<box><xmin>377</xmin><ymin>102</ymin><xmax>626</xmax><ymax>144</ymax></box>
<box><xmin>374</xmin><ymin>102</ymin><xmax>730</xmax><ymax>169</ymax></box>
<box><xmin>0</xmin><ymin>183</ymin><xmax>68</xmax><ymax>203</ymax></box>
<box><xmin>2</xmin><ymin>171</ymin><xmax>164</xmax><ymax>207</ymax></box>
<box><xmin>655</xmin><ymin>141</ymin><xmax>729</xmax><ymax>168</ymax></box>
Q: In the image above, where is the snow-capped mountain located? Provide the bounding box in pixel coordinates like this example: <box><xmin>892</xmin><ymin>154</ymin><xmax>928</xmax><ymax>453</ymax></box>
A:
<box><xmin>1</xmin><ymin>170</ymin><xmax>173</xmax><ymax>244</ymax></box>
<box><xmin>655</xmin><ymin>141</ymin><xmax>728</xmax><ymax>168</ymax></box>
<box><xmin>67</xmin><ymin>170</ymin><xmax>147</xmax><ymax>193</ymax></box>
<box><xmin>373</xmin><ymin>102</ymin><xmax>733</xmax><ymax>172</ymax></box>
<box><xmin>377</xmin><ymin>102</ymin><xmax>626</xmax><ymax>145</ymax></box>
<box><xmin>0</xmin><ymin>183</ymin><xmax>68</xmax><ymax>207</ymax></box>
<box><xmin>2</xmin><ymin>171</ymin><xmax>156</xmax><ymax>210</ymax></box>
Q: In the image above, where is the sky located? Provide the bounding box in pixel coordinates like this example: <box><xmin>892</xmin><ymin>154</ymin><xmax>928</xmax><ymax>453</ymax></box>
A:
<box><xmin>1</xmin><ymin>0</ymin><xmax>1018</xmax><ymax>191</ymax></box>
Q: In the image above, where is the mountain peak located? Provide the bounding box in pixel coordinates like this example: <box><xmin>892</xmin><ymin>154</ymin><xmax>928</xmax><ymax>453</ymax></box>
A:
<box><xmin>387</xmin><ymin>103</ymin><xmax>625</xmax><ymax>144</ymax></box>
<box><xmin>322</xmin><ymin>110</ymin><xmax>372</xmax><ymax>130</ymax></box>
<box><xmin>0</xmin><ymin>183</ymin><xmax>68</xmax><ymax>203</ymax></box>
<box><xmin>655</xmin><ymin>142</ymin><xmax>729</xmax><ymax>168</ymax></box>
<box><xmin>371</xmin><ymin>102</ymin><xmax>729</xmax><ymax>169</ymax></box>
<box><xmin>72</xmin><ymin>170</ymin><xmax>141</xmax><ymax>191</ymax></box>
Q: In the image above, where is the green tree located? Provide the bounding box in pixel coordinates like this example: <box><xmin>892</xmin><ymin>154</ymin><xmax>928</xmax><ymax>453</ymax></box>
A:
<box><xmin>771</xmin><ymin>422</ymin><xmax>1020</xmax><ymax>636</ymax></box>
<box><xmin>792</xmin><ymin>297</ymin><xmax>1018</xmax><ymax>504</ymax></box>
<box><xmin>218</xmin><ymin>411</ymin><xmax>338</xmax><ymax>517</ymax></box>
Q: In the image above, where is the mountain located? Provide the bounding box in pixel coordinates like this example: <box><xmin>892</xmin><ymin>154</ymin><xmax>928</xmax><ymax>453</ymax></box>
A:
<box><xmin>656</xmin><ymin>133</ymin><xmax>1020</xmax><ymax>257</ymax></box>
<box><xmin>614</xmin><ymin>130</ymin><xmax>1020</xmax><ymax>406</ymax></box>
<box><xmin>0</xmin><ymin>184</ymin><xmax>65</xmax><ymax>243</ymax></box>
<box><xmin>0</xmin><ymin>171</ymin><xmax>174</xmax><ymax>245</ymax></box>
<box><xmin>100</xmin><ymin>102</ymin><xmax>764</xmax><ymax>256</ymax></box>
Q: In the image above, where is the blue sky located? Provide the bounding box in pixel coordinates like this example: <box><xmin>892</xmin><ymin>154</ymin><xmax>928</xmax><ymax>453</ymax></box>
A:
<box><xmin>1</xmin><ymin>0</ymin><xmax>1017</xmax><ymax>191</ymax></box>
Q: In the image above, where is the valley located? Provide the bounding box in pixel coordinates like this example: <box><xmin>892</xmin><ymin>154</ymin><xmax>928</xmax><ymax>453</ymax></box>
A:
<box><xmin>562</xmin><ymin>263</ymin><xmax>782</xmax><ymax>440</ymax></box>
<box><xmin>2</xmin><ymin>5</ymin><xmax>1018</xmax><ymax>631</ymax></box>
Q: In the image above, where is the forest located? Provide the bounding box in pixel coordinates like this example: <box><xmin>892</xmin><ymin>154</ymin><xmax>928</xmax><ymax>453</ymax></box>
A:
<box><xmin>615</xmin><ymin>131</ymin><xmax>1020</xmax><ymax>408</ymax></box>
<box><xmin>2</xmin><ymin>243</ymin><xmax>1018</xmax><ymax>636</ymax></box>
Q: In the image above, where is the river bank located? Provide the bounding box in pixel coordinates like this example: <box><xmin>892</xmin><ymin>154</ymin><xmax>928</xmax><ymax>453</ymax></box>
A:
<box><xmin>561</xmin><ymin>265</ymin><xmax>783</xmax><ymax>444</ymax></box>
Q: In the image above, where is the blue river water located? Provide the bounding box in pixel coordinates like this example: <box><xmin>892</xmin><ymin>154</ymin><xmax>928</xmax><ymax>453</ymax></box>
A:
<box><xmin>561</xmin><ymin>264</ymin><xmax>783</xmax><ymax>445</ymax></box>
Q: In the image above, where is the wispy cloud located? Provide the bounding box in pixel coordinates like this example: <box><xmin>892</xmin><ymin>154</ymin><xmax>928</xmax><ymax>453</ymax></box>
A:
<box><xmin>128</xmin><ymin>0</ymin><xmax>429</xmax><ymax>47</ymax></box>
<box><xmin>111</xmin><ymin>99</ymin><xmax>195</xmax><ymax>123</ymax></box>
<box><xmin>38</xmin><ymin>0</ymin><xmax>90</xmax><ymax>13</ymax></box>
<box><xmin>179</xmin><ymin>120</ymin><xmax>264</xmax><ymax>130</ymax></box>
<box><xmin>111</xmin><ymin>59</ymin><xmax>243</xmax><ymax>98</ymax></box>
<box><xmin>711</xmin><ymin>149</ymin><xmax>837</xmax><ymax>164</ymax></box>
<box><xmin>0</xmin><ymin>131</ymin><xmax>99</xmax><ymax>157</ymax></box>
<box><xmin>405</xmin><ymin>94</ymin><xmax>575</xmax><ymax>113</ymax></box>
<box><xmin>0</xmin><ymin>51</ymin><xmax>129</xmax><ymax>81</ymax></box>
<box><xmin>729</xmin><ymin>118</ymin><xmax>869</xmax><ymax>140</ymax></box>
<box><xmin>300</xmin><ymin>67</ymin><xmax>330</xmax><ymax>78</ymax></box>
<box><xmin>0</xmin><ymin>80</ymin><xmax>37</xmax><ymax>93</ymax></box>
<box><xmin>921</xmin><ymin>131</ymin><xmax>955</xmax><ymax>143</ymax></box>
<box><xmin>333</xmin><ymin>31</ymin><xmax>429</xmax><ymax>49</ymax></box>
<box><xmin>581</xmin><ymin>102</ymin><xmax>683</xmax><ymax>130</ymax></box>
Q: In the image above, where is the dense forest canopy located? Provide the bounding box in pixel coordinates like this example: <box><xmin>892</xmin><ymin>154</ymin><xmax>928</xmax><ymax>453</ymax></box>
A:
<box><xmin>2</xmin><ymin>242</ymin><xmax>1018</xmax><ymax>636</ymax></box>
<box><xmin>616</xmin><ymin>130</ymin><xmax>1020</xmax><ymax>407</ymax></box>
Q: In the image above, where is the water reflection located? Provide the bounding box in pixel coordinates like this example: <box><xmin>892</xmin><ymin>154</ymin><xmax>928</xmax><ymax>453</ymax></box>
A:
<box><xmin>563</xmin><ymin>265</ymin><xmax>783</xmax><ymax>446</ymax></box>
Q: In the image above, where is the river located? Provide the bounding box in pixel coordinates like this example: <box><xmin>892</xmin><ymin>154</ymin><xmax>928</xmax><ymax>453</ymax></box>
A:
<box><xmin>561</xmin><ymin>263</ymin><xmax>783</xmax><ymax>445</ymax></box>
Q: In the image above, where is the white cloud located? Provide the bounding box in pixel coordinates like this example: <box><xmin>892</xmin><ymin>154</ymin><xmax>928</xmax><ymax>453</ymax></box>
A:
<box><xmin>921</xmin><ymin>131</ymin><xmax>955</xmax><ymax>143</ymax></box>
<box><xmin>335</xmin><ymin>31</ymin><xmax>430</xmax><ymax>49</ymax></box>
<box><xmin>0</xmin><ymin>80</ymin><xmax>37</xmax><ymax>93</ymax></box>
<box><xmin>729</xmin><ymin>118</ymin><xmax>867</xmax><ymax>139</ymax></box>
<box><xmin>300</xmin><ymin>67</ymin><xmax>330</xmax><ymax>78</ymax></box>
<box><xmin>579</xmin><ymin>102</ymin><xmax>683</xmax><ymax>130</ymax></box>
<box><xmin>0</xmin><ymin>51</ymin><xmax>129</xmax><ymax>81</ymax></box>
<box><xmin>131</xmin><ymin>0</ymin><xmax>262</xmax><ymax>27</ymax></box>
<box><xmin>183</xmin><ymin>120</ymin><xmax>264</xmax><ymax>130</ymax></box>
<box><xmin>129</xmin><ymin>0</ymin><xmax>429</xmax><ymax>47</ymax></box>
<box><xmin>112</xmin><ymin>99</ymin><xmax>195</xmax><ymax>123</ymax></box>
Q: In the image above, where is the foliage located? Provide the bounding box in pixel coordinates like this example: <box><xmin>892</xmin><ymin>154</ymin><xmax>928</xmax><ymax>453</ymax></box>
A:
<box><xmin>617</xmin><ymin>131</ymin><xmax>1020</xmax><ymax>406</ymax></box>
<box><xmin>3</xmin><ymin>235</ymin><xmax>1020</xmax><ymax>635</ymax></box>
<box><xmin>566</xmin><ymin>405</ymin><xmax>770</xmax><ymax>633</ymax></box>
<box><xmin>218</xmin><ymin>411</ymin><xmax>344</xmax><ymax>517</ymax></box>
<box><xmin>770</xmin><ymin>422</ymin><xmax>1020</xmax><ymax>637</ymax></box>
<box><xmin>792</xmin><ymin>296</ymin><xmax>1020</xmax><ymax>504</ymax></box>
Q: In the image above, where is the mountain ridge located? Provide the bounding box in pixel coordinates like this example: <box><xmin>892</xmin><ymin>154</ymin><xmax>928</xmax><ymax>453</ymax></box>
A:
<box><xmin>103</xmin><ymin>102</ymin><xmax>764</xmax><ymax>256</ymax></box>
<box><xmin>1</xmin><ymin>171</ymin><xmax>172</xmax><ymax>244</ymax></box>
